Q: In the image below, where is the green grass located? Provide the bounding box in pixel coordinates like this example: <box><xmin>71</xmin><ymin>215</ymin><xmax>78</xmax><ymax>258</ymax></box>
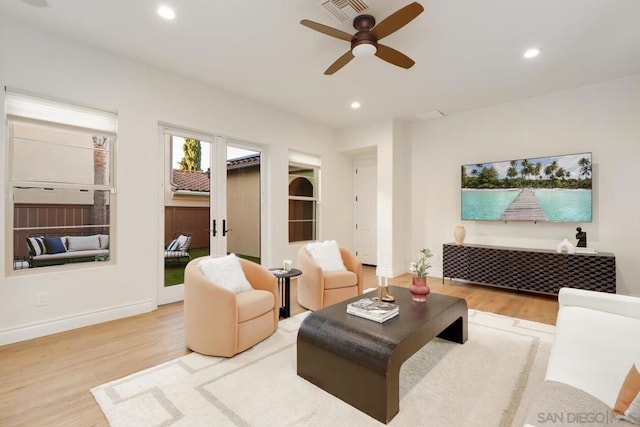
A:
<box><xmin>164</xmin><ymin>248</ymin><xmax>260</xmax><ymax>287</ymax></box>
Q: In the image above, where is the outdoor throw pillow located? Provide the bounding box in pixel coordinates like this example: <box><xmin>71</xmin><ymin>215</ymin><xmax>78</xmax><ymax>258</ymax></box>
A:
<box><xmin>99</xmin><ymin>234</ymin><xmax>109</xmax><ymax>249</ymax></box>
<box><xmin>614</xmin><ymin>359</ymin><xmax>640</xmax><ymax>424</ymax></box>
<box><xmin>176</xmin><ymin>234</ymin><xmax>190</xmax><ymax>251</ymax></box>
<box><xmin>305</xmin><ymin>240</ymin><xmax>347</xmax><ymax>272</ymax></box>
<box><xmin>166</xmin><ymin>239</ymin><xmax>178</xmax><ymax>251</ymax></box>
<box><xmin>67</xmin><ymin>235</ymin><xmax>101</xmax><ymax>251</ymax></box>
<box><xmin>26</xmin><ymin>237</ymin><xmax>45</xmax><ymax>256</ymax></box>
<box><xmin>43</xmin><ymin>237</ymin><xmax>67</xmax><ymax>254</ymax></box>
<box><xmin>198</xmin><ymin>254</ymin><xmax>253</xmax><ymax>294</ymax></box>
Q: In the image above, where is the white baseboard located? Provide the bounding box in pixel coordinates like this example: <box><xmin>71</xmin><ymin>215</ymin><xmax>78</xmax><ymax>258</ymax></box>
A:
<box><xmin>0</xmin><ymin>299</ymin><xmax>155</xmax><ymax>346</ymax></box>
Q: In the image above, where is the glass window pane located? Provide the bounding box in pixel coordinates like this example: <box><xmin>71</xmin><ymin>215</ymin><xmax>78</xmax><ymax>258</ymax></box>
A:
<box><xmin>12</xmin><ymin>122</ymin><xmax>110</xmax><ymax>185</ymax></box>
<box><xmin>13</xmin><ymin>187</ymin><xmax>110</xmax><ymax>270</ymax></box>
<box><xmin>289</xmin><ymin>199</ymin><xmax>315</xmax><ymax>221</ymax></box>
<box><xmin>288</xmin><ymin>165</ymin><xmax>315</xmax><ymax>197</ymax></box>
<box><xmin>289</xmin><ymin>220</ymin><xmax>316</xmax><ymax>243</ymax></box>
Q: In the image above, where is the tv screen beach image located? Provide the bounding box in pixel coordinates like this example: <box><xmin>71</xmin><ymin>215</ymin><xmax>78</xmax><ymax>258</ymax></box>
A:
<box><xmin>461</xmin><ymin>152</ymin><xmax>592</xmax><ymax>222</ymax></box>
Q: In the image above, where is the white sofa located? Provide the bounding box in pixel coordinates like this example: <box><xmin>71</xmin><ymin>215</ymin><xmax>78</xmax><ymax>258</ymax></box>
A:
<box><xmin>525</xmin><ymin>288</ymin><xmax>640</xmax><ymax>426</ymax></box>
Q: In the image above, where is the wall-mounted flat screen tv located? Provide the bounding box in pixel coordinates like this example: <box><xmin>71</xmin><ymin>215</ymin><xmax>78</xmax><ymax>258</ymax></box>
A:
<box><xmin>461</xmin><ymin>152</ymin><xmax>592</xmax><ymax>222</ymax></box>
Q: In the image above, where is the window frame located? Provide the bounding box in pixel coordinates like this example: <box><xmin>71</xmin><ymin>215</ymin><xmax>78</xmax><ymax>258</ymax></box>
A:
<box><xmin>288</xmin><ymin>159</ymin><xmax>320</xmax><ymax>244</ymax></box>
<box><xmin>5</xmin><ymin>90</ymin><xmax>117</xmax><ymax>273</ymax></box>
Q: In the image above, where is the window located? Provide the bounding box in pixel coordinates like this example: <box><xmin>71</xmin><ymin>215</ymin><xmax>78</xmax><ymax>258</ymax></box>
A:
<box><xmin>288</xmin><ymin>152</ymin><xmax>320</xmax><ymax>243</ymax></box>
<box><xmin>6</xmin><ymin>90</ymin><xmax>117</xmax><ymax>270</ymax></box>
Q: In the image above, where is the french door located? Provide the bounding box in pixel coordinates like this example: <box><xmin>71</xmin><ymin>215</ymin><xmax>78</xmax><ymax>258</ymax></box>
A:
<box><xmin>158</xmin><ymin>127</ymin><xmax>263</xmax><ymax>305</ymax></box>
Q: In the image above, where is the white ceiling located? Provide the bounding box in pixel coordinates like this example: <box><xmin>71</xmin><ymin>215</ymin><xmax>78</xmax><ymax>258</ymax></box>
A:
<box><xmin>2</xmin><ymin>0</ymin><xmax>640</xmax><ymax>129</ymax></box>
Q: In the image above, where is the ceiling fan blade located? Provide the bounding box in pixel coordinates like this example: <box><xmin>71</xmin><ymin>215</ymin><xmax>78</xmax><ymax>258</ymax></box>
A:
<box><xmin>324</xmin><ymin>51</ymin><xmax>355</xmax><ymax>75</ymax></box>
<box><xmin>375</xmin><ymin>44</ymin><xmax>415</xmax><ymax>69</ymax></box>
<box><xmin>300</xmin><ymin>19</ymin><xmax>353</xmax><ymax>42</ymax></box>
<box><xmin>369</xmin><ymin>2</ymin><xmax>424</xmax><ymax>41</ymax></box>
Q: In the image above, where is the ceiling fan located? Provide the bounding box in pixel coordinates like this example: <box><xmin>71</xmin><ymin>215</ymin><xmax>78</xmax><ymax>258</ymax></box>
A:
<box><xmin>300</xmin><ymin>2</ymin><xmax>424</xmax><ymax>75</ymax></box>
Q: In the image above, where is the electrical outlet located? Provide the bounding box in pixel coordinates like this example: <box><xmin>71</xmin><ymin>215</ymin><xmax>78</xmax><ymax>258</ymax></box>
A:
<box><xmin>36</xmin><ymin>292</ymin><xmax>48</xmax><ymax>306</ymax></box>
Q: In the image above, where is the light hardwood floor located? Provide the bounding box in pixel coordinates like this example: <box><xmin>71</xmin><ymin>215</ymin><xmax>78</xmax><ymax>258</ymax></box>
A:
<box><xmin>0</xmin><ymin>266</ymin><xmax>558</xmax><ymax>426</ymax></box>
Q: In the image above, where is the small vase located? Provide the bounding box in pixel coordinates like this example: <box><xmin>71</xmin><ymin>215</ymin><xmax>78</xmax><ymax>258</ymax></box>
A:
<box><xmin>454</xmin><ymin>225</ymin><xmax>466</xmax><ymax>246</ymax></box>
<box><xmin>409</xmin><ymin>276</ymin><xmax>430</xmax><ymax>302</ymax></box>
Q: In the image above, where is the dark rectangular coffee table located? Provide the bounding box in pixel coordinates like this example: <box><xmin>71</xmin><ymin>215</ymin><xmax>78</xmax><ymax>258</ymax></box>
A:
<box><xmin>296</xmin><ymin>286</ymin><xmax>468</xmax><ymax>423</ymax></box>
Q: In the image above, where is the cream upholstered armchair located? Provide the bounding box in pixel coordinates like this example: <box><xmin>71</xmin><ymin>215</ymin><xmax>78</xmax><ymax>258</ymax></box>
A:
<box><xmin>297</xmin><ymin>242</ymin><xmax>363</xmax><ymax>311</ymax></box>
<box><xmin>184</xmin><ymin>255</ymin><xmax>278</xmax><ymax>357</ymax></box>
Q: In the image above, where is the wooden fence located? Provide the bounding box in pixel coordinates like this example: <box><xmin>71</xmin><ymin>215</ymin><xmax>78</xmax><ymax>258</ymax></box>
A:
<box><xmin>13</xmin><ymin>204</ymin><xmax>210</xmax><ymax>260</ymax></box>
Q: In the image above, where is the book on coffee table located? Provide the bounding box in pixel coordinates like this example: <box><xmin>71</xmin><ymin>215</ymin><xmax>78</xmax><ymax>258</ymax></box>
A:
<box><xmin>347</xmin><ymin>298</ymin><xmax>399</xmax><ymax>323</ymax></box>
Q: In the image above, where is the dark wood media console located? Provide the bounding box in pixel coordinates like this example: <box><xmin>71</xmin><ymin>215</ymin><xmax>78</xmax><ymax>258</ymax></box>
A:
<box><xmin>442</xmin><ymin>243</ymin><xmax>616</xmax><ymax>295</ymax></box>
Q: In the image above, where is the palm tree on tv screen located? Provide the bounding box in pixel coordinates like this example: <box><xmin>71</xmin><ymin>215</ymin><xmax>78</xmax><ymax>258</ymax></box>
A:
<box><xmin>507</xmin><ymin>160</ymin><xmax>518</xmax><ymax>187</ymax></box>
<box><xmin>578</xmin><ymin>157</ymin><xmax>592</xmax><ymax>179</ymax></box>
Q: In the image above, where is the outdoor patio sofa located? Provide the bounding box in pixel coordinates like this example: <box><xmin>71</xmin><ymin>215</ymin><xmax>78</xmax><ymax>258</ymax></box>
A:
<box><xmin>164</xmin><ymin>233</ymin><xmax>192</xmax><ymax>264</ymax></box>
<box><xmin>27</xmin><ymin>234</ymin><xmax>109</xmax><ymax>267</ymax></box>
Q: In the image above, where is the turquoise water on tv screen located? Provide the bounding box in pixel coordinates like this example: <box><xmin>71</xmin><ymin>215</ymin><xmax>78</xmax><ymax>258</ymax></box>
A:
<box><xmin>534</xmin><ymin>189</ymin><xmax>592</xmax><ymax>222</ymax></box>
<box><xmin>462</xmin><ymin>189</ymin><xmax>592</xmax><ymax>222</ymax></box>
<box><xmin>461</xmin><ymin>190</ymin><xmax>519</xmax><ymax>220</ymax></box>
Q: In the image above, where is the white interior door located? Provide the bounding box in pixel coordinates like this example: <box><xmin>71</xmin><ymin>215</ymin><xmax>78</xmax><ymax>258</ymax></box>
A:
<box><xmin>354</xmin><ymin>157</ymin><xmax>377</xmax><ymax>265</ymax></box>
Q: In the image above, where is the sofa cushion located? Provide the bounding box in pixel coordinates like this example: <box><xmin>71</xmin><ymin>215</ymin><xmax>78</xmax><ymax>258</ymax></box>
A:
<box><xmin>198</xmin><ymin>254</ymin><xmax>253</xmax><ymax>294</ymax></box>
<box><xmin>523</xmin><ymin>381</ymin><xmax>626</xmax><ymax>426</ymax></box>
<box><xmin>164</xmin><ymin>250</ymin><xmax>189</xmax><ymax>259</ymax></box>
<box><xmin>545</xmin><ymin>306</ymin><xmax>640</xmax><ymax>407</ymax></box>
<box><xmin>236</xmin><ymin>290</ymin><xmax>274</xmax><ymax>323</ymax></box>
<box><xmin>323</xmin><ymin>271</ymin><xmax>357</xmax><ymax>290</ymax></box>
<box><xmin>26</xmin><ymin>237</ymin><xmax>45</xmax><ymax>256</ymax></box>
<box><xmin>67</xmin><ymin>235</ymin><xmax>101</xmax><ymax>251</ymax></box>
<box><xmin>305</xmin><ymin>240</ymin><xmax>347</xmax><ymax>272</ymax></box>
<box><xmin>43</xmin><ymin>237</ymin><xmax>67</xmax><ymax>254</ymax></box>
<box><xmin>99</xmin><ymin>234</ymin><xmax>109</xmax><ymax>249</ymax></box>
<box><xmin>32</xmin><ymin>249</ymin><xmax>108</xmax><ymax>261</ymax></box>
<box><xmin>614</xmin><ymin>359</ymin><xmax>640</xmax><ymax>424</ymax></box>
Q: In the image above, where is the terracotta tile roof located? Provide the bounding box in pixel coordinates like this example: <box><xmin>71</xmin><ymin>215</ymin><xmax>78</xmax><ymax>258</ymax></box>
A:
<box><xmin>171</xmin><ymin>170</ymin><xmax>210</xmax><ymax>192</ymax></box>
<box><xmin>227</xmin><ymin>154</ymin><xmax>260</xmax><ymax>171</ymax></box>
<box><xmin>171</xmin><ymin>155</ymin><xmax>260</xmax><ymax>192</ymax></box>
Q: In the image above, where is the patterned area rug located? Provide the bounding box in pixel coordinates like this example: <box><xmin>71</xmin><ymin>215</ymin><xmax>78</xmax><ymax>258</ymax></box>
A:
<box><xmin>91</xmin><ymin>309</ymin><xmax>555</xmax><ymax>426</ymax></box>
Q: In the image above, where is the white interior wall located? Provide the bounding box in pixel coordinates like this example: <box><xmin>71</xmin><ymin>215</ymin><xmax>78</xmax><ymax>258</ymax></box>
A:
<box><xmin>408</xmin><ymin>74</ymin><xmax>640</xmax><ymax>296</ymax></box>
<box><xmin>0</xmin><ymin>17</ymin><xmax>350</xmax><ymax>344</ymax></box>
<box><xmin>391</xmin><ymin>120</ymin><xmax>409</xmax><ymax>276</ymax></box>
<box><xmin>337</xmin><ymin>120</ymin><xmax>396</xmax><ymax>276</ymax></box>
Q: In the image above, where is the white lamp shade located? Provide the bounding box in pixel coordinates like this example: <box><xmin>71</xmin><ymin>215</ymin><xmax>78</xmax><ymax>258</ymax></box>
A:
<box><xmin>352</xmin><ymin>43</ymin><xmax>377</xmax><ymax>57</ymax></box>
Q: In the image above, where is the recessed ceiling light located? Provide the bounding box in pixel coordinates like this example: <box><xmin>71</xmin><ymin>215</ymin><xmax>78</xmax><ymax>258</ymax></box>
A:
<box><xmin>523</xmin><ymin>48</ymin><xmax>541</xmax><ymax>59</ymax></box>
<box><xmin>157</xmin><ymin>5</ymin><xmax>176</xmax><ymax>20</ymax></box>
<box><xmin>351</xmin><ymin>101</ymin><xmax>361</xmax><ymax>110</ymax></box>
<box><xmin>21</xmin><ymin>0</ymin><xmax>48</xmax><ymax>7</ymax></box>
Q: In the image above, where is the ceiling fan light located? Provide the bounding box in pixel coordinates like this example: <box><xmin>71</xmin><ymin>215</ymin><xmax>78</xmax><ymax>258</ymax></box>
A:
<box><xmin>523</xmin><ymin>47</ymin><xmax>540</xmax><ymax>59</ymax></box>
<box><xmin>352</xmin><ymin>43</ymin><xmax>377</xmax><ymax>57</ymax></box>
<box><xmin>157</xmin><ymin>5</ymin><xmax>176</xmax><ymax>20</ymax></box>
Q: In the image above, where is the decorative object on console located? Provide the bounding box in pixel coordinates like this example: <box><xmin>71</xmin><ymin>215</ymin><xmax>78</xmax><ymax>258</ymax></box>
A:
<box><xmin>409</xmin><ymin>248</ymin><xmax>432</xmax><ymax>302</ymax></box>
<box><xmin>556</xmin><ymin>238</ymin><xmax>576</xmax><ymax>254</ymax></box>
<box><xmin>454</xmin><ymin>225</ymin><xmax>466</xmax><ymax>246</ymax></box>
<box><xmin>576</xmin><ymin>227</ymin><xmax>587</xmax><ymax>247</ymax></box>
